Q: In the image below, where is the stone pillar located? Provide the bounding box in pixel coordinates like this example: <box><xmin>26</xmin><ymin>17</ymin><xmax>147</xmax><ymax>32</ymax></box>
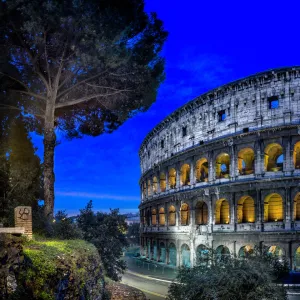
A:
<box><xmin>14</xmin><ymin>206</ymin><xmax>32</xmax><ymax>239</ymax></box>
<box><xmin>176</xmin><ymin>165</ymin><xmax>180</xmax><ymax>188</ymax></box>
<box><xmin>208</xmin><ymin>152</ymin><xmax>214</xmax><ymax>182</ymax></box>
<box><xmin>176</xmin><ymin>203</ymin><xmax>180</xmax><ymax>227</ymax></box>
<box><xmin>231</xmin><ymin>193</ymin><xmax>236</xmax><ymax>226</ymax></box>
<box><xmin>176</xmin><ymin>240</ymin><xmax>181</xmax><ymax>267</ymax></box>
<box><xmin>165</xmin><ymin>202</ymin><xmax>169</xmax><ymax>227</ymax></box>
<box><xmin>190</xmin><ymin>239</ymin><xmax>195</xmax><ymax>267</ymax></box>
<box><xmin>190</xmin><ymin>207</ymin><xmax>195</xmax><ymax>227</ymax></box>
<box><xmin>229</xmin><ymin>145</ymin><xmax>236</xmax><ymax>179</ymax></box>
<box><xmin>284</xmin><ymin>137</ymin><xmax>293</xmax><ymax>174</ymax></box>
<box><xmin>166</xmin><ymin>169</ymin><xmax>169</xmax><ymax>190</ymax></box>
<box><xmin>190</xmin><ymin>159</ymin><xmax>195</xmax><ymax>185</ymax></box>
<box><xmin>285</xmin><ymin>188</ymin><xmax>291</xmax><ymax>230</ymax></box>
<box><xmin>256</xmin><ymin>189</ymin><xmax>262</xmax><ymax>224</ymax></box>
<box><xmin>157</xmin><ymin>172</ymin><xmax>161</xmax><ymax>193</ymax></box>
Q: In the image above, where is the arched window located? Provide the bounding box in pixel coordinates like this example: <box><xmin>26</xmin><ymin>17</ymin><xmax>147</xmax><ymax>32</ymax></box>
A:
<box><xmin>151</xmin><ymin>208</ymin><xmax>157</xmax><ymax>225</ymax></box>
<box><xmin>169</xmin><ymin>243</ymin><xmax>177</xmax><ymax>266</ymax></box>
<box><xmin>195</xmin><ymin>158</ymin><xmax>208</xmax><ymax>182</ymax></box>
<box><xmin>160</xmin><ymin>173</ymin><xmax>166</xmax><ymax>192</ymax></box>
<box><xmin>168</xmin><ymin>205</ymin><xmax>176</xmax><ymax>226</ymax></box>
<box><xmin>215</xmin><ymin>199</ymin><xmax>230</xmax><ymax>224</ymax></box>
<box><xmin>237</xmin><ymin>196</ymin><xmax>255</xmax><ymax>223</ymax></box>
<box><xmin>238</xmin><ymin>148</ymin><xmax>255</xmax><ymax>175</ymax></box>
<box><xmin>294</xmin><ymin>141</ymin><xmax>300</xmax><ymax>169</ymax></box>
<box><xmin>293</xmin><ymin>193</ymin><xmax>300</xmax><ymax>221</ymax></box>
<box><xmin>169</xmin><ymin>168</ymin><xmax>176</xmax><ymax>189</ymax></box>
<box><xmin>180</xmin><ymin>203</ymin><xmax>190</xmax><ymax>225</ymax></box>
<box><xmin>238</xmin><ymin>245</ymin><xmax>253</xmax><ymax>258</ymax></box>
<box><xmin>264</xmin><ymin>193</ymin><xmax>283</xmax><ymax>222</ymax></box>
<box><xmin>216</xmin><ymin>153</ymin><xmax>230</xmax><ymax>179</ymax></box>
<box><xmin>268</xmin><ymin>245</ymin><xmax>284</xmax><ymax>260</ymax></box>
<box><xmin>147</xmin><ymin>179</ymin><xmax>152</xmax><ymax>196</ymax></box>
<box><xmin>295</xmin><ymin>246</ymin><xmax>300</xmax><ymax>271</ymax></box>
<box><xmin>152</xmin><ymin>176</ymin><xmax>158</xmax><ymax>193</ymax></box>
<box><xmin>196</xmin><ymin>245</ymin><xmax>209</xmax><ymax>265</ymax></box>
<box><xmin>180</xmin><ymin>164</ymin><xmax>190</xmax><ymax>186</ymax></box>
<box><xmin>181</xmin><ymin>244</ymin><xmax>191</xmax><ymax>267</ymax></box>
<box><xmin>159</xmin><ymin>207</ymin><xmax>165</xmax><ymax>226</ymax></box>
<box><xmin>215</xmin><ymin>245</ymin><xmax>230</xmax><ymax>262</ymax></box>
<box><xmin>195</xmin><ymin>201</ymin><xmax>208</xmax><ymax>225</ymax></box>
<box><xmin>264</xmin><ymin>143</ymin><xmax>283</xmax><ymax>172</ymax></box>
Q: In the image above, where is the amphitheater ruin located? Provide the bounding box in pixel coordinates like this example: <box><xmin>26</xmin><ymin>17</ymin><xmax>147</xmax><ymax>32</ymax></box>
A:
<box><xmin>139</xmin><ymin>66</ymin><xmax>300</xmax><ymax>270</ymax></box>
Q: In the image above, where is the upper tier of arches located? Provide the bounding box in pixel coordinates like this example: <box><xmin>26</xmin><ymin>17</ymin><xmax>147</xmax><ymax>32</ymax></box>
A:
<box><xmin>139</xmin><ymin>67</ymin><xmax>300</xmax><ymax>175</ymax></box>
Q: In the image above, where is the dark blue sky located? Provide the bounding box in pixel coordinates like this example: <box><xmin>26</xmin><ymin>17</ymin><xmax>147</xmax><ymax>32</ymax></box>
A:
<box><xmin>33</xmin><ymin>0</ymin><xmax>300</xmax><ymax>215</ymax></box>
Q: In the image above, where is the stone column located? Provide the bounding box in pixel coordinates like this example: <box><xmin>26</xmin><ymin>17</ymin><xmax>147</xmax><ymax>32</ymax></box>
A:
<box><xmin>190</xmin><ymin>159</ymin><xmax>195</xmax><ymax>185</ymax></box>
<box><xmin>157</xmin><ymin>172</ymin><xmax>161</xmax><ymax>194</ymax></box>
<box><xmin>285</xmin><ymin>188</ymin><xmax>291</xmax><ymax>230</ymax></box>
<box><xmin>208</xmin><ymin>152</ymin><xmax>214</xmax><ymax>182</ymax></box>
<box><xmin>229</xmin><ymin>145</ymin><xmax>236</xmax><ymax>179</ymax></box>
<box><xmin>14</xmin><ymin>206</ymin><xmax>32</xmax><ymax>239</ymax></box>
<box><xmin>284</xmin><ymin>137</ymin><xmax>293</xmax><ymax>174</ymax></box>
<box><xmin>176</xmin><ymin>203</ymin><xmax>180</xmax><ymax>227</ymax></box>
<box><xmin>190</xmin><ymin>206</ymin><xmax>195</xmax><ymax>227</ymax></box>
<box><xmin>176</xmin><ymin>165</ymin><xmax>180</xmax><ymax>188</ymax></box>
<box><xmin>166</xmin><ymin>169</ymin><xmax>169</xmax><ymax>190</ymax></box>
<box><xmin>176</xmin><ymin>240</ymin><xmax>181</xmax><ymax>267</ymax></box>
<box><xmin>165</xmin><ymin>202</ymin><xmax>169</xmax><ymax>227</ymax></box>
<box><xmin>190</xmin><ymin>239</ymin><xmax>195</xmax><ymax>267</ymax></box>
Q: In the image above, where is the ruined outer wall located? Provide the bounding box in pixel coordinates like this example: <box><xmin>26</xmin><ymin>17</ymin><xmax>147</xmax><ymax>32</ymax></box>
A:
<box><xmin>139</xmin><ymin>67</ymin><xmax>300</xmax><ymax>175</ymax></box>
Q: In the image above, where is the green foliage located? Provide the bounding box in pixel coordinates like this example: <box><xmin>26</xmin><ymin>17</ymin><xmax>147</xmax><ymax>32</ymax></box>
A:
<box><xmin>167</xmin><ymin>247</ymin><xmax>288</xmax><ymax>300</ymax></box>
<box><xmin>126</xmin><ymin>223</ymin><xmax>140</xmax><ymax>245</ymax></box>
<box><xmin>52</xmin><ymin>210</ymin><xmax>83</xmax><ymax>240</ymax></box>
<box><xmin>77</xmin><ymin>200</ymin><xmax>129</xmax><ymax>281</ymax></box>
<box><xmin>0</xmin><ymin>117</ymin><xmax>42</xmax><ymax>226</ymax></box>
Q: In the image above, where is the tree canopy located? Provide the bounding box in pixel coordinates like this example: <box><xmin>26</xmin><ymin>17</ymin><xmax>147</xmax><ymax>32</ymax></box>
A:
<box><xmin>0</xmin><ymin>0</ymin><xmax>168</xmax><ymax>217</ymax></box>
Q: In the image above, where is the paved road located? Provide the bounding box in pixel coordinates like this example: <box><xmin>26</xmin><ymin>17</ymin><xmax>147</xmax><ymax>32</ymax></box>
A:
<box><xmin>121</xmin><ymin>270</ymin><xmax>170</xmax><ymax>300</ymax></box>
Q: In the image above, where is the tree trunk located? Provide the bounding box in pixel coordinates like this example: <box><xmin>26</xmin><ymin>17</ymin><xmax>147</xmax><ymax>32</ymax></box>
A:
<box><xmin>43</xmin><ymin>101</ymin><xmax>56</xmax><ymax>219</ymax></box>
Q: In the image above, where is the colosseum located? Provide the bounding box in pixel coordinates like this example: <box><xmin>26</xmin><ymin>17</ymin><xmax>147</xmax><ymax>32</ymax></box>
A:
<box><xmin>139</xmin><ymin>66</ymin><xmax>300</xmax><ymax>270</ymax></box>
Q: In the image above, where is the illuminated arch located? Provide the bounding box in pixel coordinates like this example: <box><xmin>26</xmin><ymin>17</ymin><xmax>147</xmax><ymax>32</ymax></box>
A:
<box><xmin>169</xmin><ymin>243</ymin><xmax>177</xmax><ymax>266</ymax></box>
<box><xmin>181</xmin><ymin>244</ymin><xmax>191</xmax><ymax>267</ymax></box>
<box><xmin>152</xmin><ymin>176</ymin><xmax>158</xmax><ymax>193</ymax></box>
<box><xmin>168</xmin><ymin>205</ymin><xmax>176</xmax><ymax>226</ymax></box>
<box><xmin>215</xmin><ymin>153</ymin><xmax>230</xmax><ymax>179</ymax></box>
<box><xmin>215</xmin><ymin>199</ymin><xmax>230</xmax><ymax>224</ymax></box>
<box><xmin>295</xmin><ymin>246</ymin><xmax>300</xmax><ymax>271</ymax></box>
<box><xmin>237</xmin><ymin>196</ymin><xmax>255</xmax><ymax>223</ymax></box>
<box><xmin>264</xmin><ymin>143</ymin><xmax>283</xmax><ymax>172</ymax></box>
<box><xmin>151</xmin><ymin>208</ymin><xmax>157</xmax><ymax>225</ymax></box>
<box><xmin>195</xmin><ymin>201</ymin><xmax>208</xmax><ymax>225</ymax></box>
<box><xmin>195</xmin><ymin>158</ymin><xmax>208</xmax><ymax>182</ymax></box>
<box><xmin>293</xmin><ymin>141</ymin><xmax>300</xmax><ymax>169</ymax></box>
<box><xmin>238</xmin><ymin>245</ymin><xmax>253</xmax><ymax>258</ymax></box>
<box><xmin>159</xmin><ymin>207</ymin><xmax>165</xmax><ymax>226</ymax></box>
<box><xmin>147</xmin><ymin>179</ymin><xmax>152</xmax><ymax>196</ymax></box>
<box><xmin>169</xmin><ymin>168</ymin><xmax>176</xmax><ymax>189</ymax></box>
<box><xmin>160</xmin><ymin>172</ymin><xmax>166</xmax><ymax>192</ymax></box>
<box><xmin>264</xmin><ymin>193</ymin><xmax>283</xmax><ymax>222</ymax></box>
<box><xmin>180</xmin><ymin>164</ymin><xmax>191</xmax><ymax>186</ymax></box>
<box><xmin>268</xmin><ymin>245</ymin><xmax>284</xmax><ymax>260</ymax></box>
<box><xmin>238</xmin><ymin>148</ymin><xmax>255</xmax><ymax>175</ymax></box>
<box><xmin>180</xmin><ymin>203</ymin><xmax>190</xmax><ymax>225</ymax></box>
<box><xmin>294</xmin><ymin>193</ymin><xmax>300</xmax><ymax>221</ymax></box>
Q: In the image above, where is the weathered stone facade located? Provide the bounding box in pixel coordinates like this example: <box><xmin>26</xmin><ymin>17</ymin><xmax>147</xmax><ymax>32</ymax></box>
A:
<box><xmin>139</xmin><ymin>67</ymin><xmax>300</xmax><ymax>270</ymax></box>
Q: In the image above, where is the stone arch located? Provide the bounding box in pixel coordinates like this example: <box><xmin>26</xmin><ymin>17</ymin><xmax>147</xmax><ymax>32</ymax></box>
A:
<box><xmin>180</xmin><ymin>203</ymin><xmax>190</xmax><ymax>225</ymax></box>
<box><xmin>159</xmin><ymin>207</ymin><xmax>165</xmax><ymax>226</ymax></box>
<box><xmin>264</xmin><ymin>193</ymin><xmax>283</xmax><ymax>222</ymax></box>
<box><xmin>169</xmin><ymin>168</ymin><xmax>176</xmax><ymax>189</ymax></box>
<box><xmin>238</xmin><ymin>148</ymin><xmax>255</xmax><ymax>175</ymax></box>
<box><xmin>168</xmin><ymin>205</ymin><xmax>176</xmax><ymax>226</ymax></box>
<box><xmin>215</xmin><ymin>153</ymin><xmax>230</xmax><ymax>179</ymax></box>
<box><xmin>151</xmin><ymin>208</ymin><xmax>157</xmax><ymax>225</ymax></box>
<box><xmin>159</xmin><ymin>242</ymin><xmax>166</xmax><ymax>263</ymax></box>
<box><xmin>237</xmin><ymin>196</ymin><xmax>255</xmax><ymax>223</ymax></box>
<box><xmin>268</xmin><ymin>245</ymin><xmax>285</xmax><ymax>260</ymax></box>
<box><xmin>169</xmin><ymin>243</ymin><xmax>177</xmax><ymax>266</ymax></box>
<box><xmin>294</xmin><ymin>246</ymin><xmax>300</xmax><ymax>271</ymax></box>
<box><xmin>215</xmin><ymin>199</ymin><xmax>230</xmax><ymax>224</ymax></box>
<box><xmin>147</xmin><ymin>179</ymin><xmax>152</xmax><ymax>196</ymax></box>
<box><xmin>160</xmin><ymin>172</ymin><xmax>166</xmax><ymax>192</ymax></box>
<box><xmin>293</xmin><ymin>141</ymin><xmax>300</xmax><ymax>169</ymax></box>
<box><xmin>181</xmin><ymin>244</ymin><xmax>191</xmax><ymax>267</ymax></box>
<box><xmin>294</xmin><ymin>193</ymin><xmax>300</xmax><ymax>221</ymax></box>
<box><xmin>195</xmin><ymin>201</ymin><xmax>208</xmax><ymax>225</ymax></box>
<box><xmin>238</xmin><ymin>245</ymin><xmax>253</xmax><ymax>258</ymax></box>
<box><xmin>215</xmin><ymin>245</ymin><xmax>230</xmax><ymax>261</ymax></box>
<box><xmin>264</xmin><ymin>143</ymin><xmax>283</xmax><ymax>172</ymax></box>
<box><xmin>180</xmin><ymin>163</ymin><xmax>191</xmax><ymax>186</ymax></box>
<box><xmin>152</xmin><ymin>176</ymin><xmax>158</xmax><ymax>193</ymax></box>
<box><xmin>195</xmin><ymin>158</ymin><xmax>208</xmax><ymax>182</ymax></box>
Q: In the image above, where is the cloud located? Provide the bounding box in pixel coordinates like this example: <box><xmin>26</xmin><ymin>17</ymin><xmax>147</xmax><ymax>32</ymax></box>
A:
<box><xmin>56</xmin><ymin>191</ymin><xmax>140</xmax><ymax>201</ymax></box>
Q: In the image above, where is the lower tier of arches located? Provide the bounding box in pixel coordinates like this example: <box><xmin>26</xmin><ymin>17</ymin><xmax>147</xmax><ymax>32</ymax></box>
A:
<box><xmin>140</xmin><ymin>232</ymin><xmax>300</xmax><ymax>271</ymax></box>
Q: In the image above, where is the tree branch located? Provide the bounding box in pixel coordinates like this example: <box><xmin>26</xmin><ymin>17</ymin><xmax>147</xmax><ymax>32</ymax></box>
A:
<box><xmin>0</xmin><ymin>72</ymin><xmax>29</xmax><ymax>90</ymax></box>
<box><xmin>55</xmin><ymin>89</ymin><xmax>132</xmax><ymax>109</ymax></box>
<box><xmin>10</xmin><ymin>90</ymin><xmax>47</xmax><ymax>102</ymax></box>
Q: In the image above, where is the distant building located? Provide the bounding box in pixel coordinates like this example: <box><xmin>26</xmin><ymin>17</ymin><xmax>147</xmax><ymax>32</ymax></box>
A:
<box><xmin>139</xmin><ymin>66</ymin><xmax>300</xmax><ymax>269</ymax></box>
<box><xmin>125</xmin><ymin>216</ymin><xmax>140</xmax><ymax>225</ymax></box>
